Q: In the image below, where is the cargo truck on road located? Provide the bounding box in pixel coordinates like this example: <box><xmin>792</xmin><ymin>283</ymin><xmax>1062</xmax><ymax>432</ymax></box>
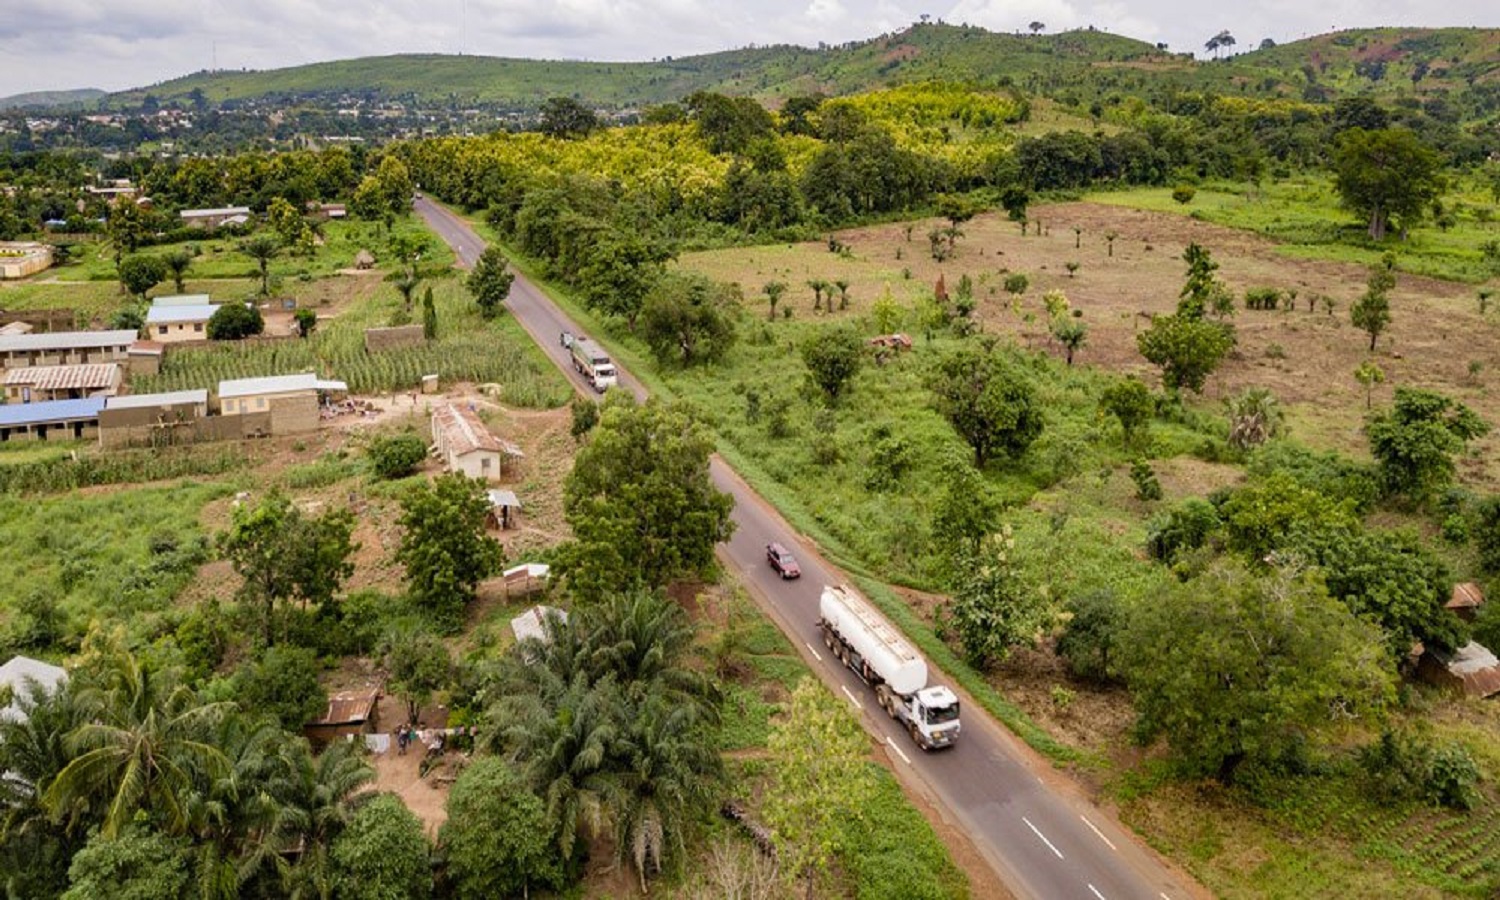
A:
<box><xmin>565</xmin><ymin>334</ymin><xmax>618</xmax><ymax>392</ymax></box>
<box><xmin>819</xmin><ymin>584</ymin><xmax>961</xmax><ymax>750</ymax></box>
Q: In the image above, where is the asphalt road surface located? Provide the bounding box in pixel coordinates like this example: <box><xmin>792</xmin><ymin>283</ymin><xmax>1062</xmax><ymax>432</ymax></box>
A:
<box><xmin>416</xmin><ymin>196</ymin><xmax>1202</xmax><ymax>900</ymax></box>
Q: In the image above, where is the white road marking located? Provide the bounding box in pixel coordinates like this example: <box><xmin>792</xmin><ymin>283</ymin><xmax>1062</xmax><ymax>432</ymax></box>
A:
<box><xmin>805</xmin><ymin>642</ymin><xmax>823</xmax><ymax>662</ymax></box>
<box><xmin>886</xmin><ymin>736</ymin><xmax>912</xmax><ymax>765</ymax></box>
<box><xmin>1088</xmin><ymin>884</ymin><xmax>1106</xmax><ymax>900</ymax></box>
<box><xmin>1161</xmin><ymin>894</ymin><xmax>1172</xmax><ymax>900</ymax></box>
<box><xmin>1081</xmin><ymin>815</ymin><xmax>1118</xmax><ymax>851</ymax></box>
<box><xmin>840</xmin><ymin>685</ymin><xmax>863</xmax><ymax>710</ymax></box>
<box><xmin>1022</xmin><ymin>816</ymin><xmax>1064</xmax><ymax>860</ymax></box>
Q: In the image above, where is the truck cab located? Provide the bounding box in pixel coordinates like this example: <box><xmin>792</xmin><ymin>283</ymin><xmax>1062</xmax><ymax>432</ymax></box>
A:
<box><xmin>909</xmin><ymin>686</ymin><xmax>961</xmax><ymax>750</ymax></box>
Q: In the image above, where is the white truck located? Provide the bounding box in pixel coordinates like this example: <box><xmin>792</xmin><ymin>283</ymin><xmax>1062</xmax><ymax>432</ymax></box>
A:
<box><xmin>818</xmin><ymin>584</ymin><xmax>962</xmax><ymax>750</ymax></box>
<box><xmin>566</xmin><ymin>335</ymin><xmax>618</xmax><ymax>392</ymax></box>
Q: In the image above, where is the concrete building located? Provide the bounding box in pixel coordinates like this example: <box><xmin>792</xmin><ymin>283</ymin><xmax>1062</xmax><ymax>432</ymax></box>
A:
<box><xmin>180</xmin><ymin>206</ymin><xmax>252</xmax><ymax>228</ymax></box>
<box><xmin>99</xmin><ymin>389</ymin><xmax>209</xmax><ymax>448</ymax></box>
<box><xmin>5</xmin><ymin>363</ymin><xmax>122</xmax><ymax>403</ymax></box>
<box><xmin>431</xmin><ymin>403</ymin><xmax>522</xmax><ymax>481</ymax></box>
<box><xmin>126</xmin><ymin>340</ymin><xmax>165</xmax><ymax>375</ymax></box>
<box><xmin>0</xmin><ymin>397</ymin><xmax>104</xmax><ymax>442</ymax></box>
<box><xmin>218</xmin><ymin>372</ymin><xmax>347</xmax><ymax>435</ymax></box>
<box><xmin>0</xmin><ymin>242</ymin><xmax>53</xmax><ymax>280</ymax></box>
<box><xmin>0</xmin><ymin>330</ymin><xmax>137</xmax><ymax>369</ymax></box>
<box><xmin>146</xmin><ymin>299</ymin><xmax>221</xmax><ymax>342</ymax></box>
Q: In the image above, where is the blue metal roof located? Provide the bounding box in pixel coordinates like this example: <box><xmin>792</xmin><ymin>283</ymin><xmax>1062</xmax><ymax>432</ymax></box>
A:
<box><xmin>0</xmin><ymin>398</ymin><xmax>105</xmax><ymax>428</ymax></box>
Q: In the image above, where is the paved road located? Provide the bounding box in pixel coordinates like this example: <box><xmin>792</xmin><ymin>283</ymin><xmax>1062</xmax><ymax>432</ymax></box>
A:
<box><xmin>417</xmin><ymin>196</ymin><xmax>1202</xmax><ymax>900</ymax></box>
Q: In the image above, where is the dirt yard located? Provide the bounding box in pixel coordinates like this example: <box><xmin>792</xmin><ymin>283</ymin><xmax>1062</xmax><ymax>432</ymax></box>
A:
<box><xmin>684</xmin><ymin>200</ymin><xmax>1500</xmax><ymax>487</ymax></box>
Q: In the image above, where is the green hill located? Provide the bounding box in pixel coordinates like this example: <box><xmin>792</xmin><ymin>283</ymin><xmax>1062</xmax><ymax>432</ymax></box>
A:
<box><xmin>0</xmin><ymin>88</ymin><xmax>105</xmax><ymax>110</ymax></box>
<box><xmin>101</xmin><ymin>24</ymin><xmax>1498</xmax><ymax>114</ymax></box>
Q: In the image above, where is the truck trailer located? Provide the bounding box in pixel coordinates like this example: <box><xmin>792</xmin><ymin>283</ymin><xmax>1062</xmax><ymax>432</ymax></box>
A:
<box><xmin>818</xmin><ymin>584</ymin><xmax>961</xmax><ymax>750</ymax></box>
<box><xmin>568</xmin><ymin>336</ymin><xmax>618</xmax><ymax>392</ymax></box>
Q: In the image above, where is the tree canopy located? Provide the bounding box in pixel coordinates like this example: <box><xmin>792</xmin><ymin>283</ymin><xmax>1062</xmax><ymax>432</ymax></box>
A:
<box><xmin>466</xmin><ymin>245</ymin><xmax>514</xmax><ymax>319</ymax></box>
<box><xmin>1332</xmin><ymin>127</ymin><xmax>1444</xmax><ymax>240</ymax></box>
<box><xmin>395</xmin><ymin>474</ymin><xmax>504</xmax><ymax>626</ymax></box>
<box><xmin>1367</xmin><ymin>387</ymin><xmax>1488</xmax><ymax>501</ymax></box>
<box><xmin>639</xmin><ymin>273</ymin><xmax>738</xmax><ymax>367</ymax></box>
<box><xmin>928</xmin><ymin>343</ymin><xmax>1043</xmax><ymax>467</ymax></box>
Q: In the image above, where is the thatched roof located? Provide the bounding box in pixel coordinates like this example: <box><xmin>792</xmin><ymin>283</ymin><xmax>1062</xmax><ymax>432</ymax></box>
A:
<box><xmin>353</xmin><ymin>249</ymin><xmax>375</xmax><ymax>269</ymax></box>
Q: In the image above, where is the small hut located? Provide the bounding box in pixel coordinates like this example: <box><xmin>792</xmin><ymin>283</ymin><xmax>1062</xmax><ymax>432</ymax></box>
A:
<box><xmin>1448</xmin><ymin>582</ymin><xmax>1486</xmax><ymax>623</ymax></box>
<box><xmin>303</xmin><ymin>685</ymin><xmax>381</xmax><ymax>745</ymax></box>
<box><xmin>352</xmin><ymin>249</ymin><xmax>376</xmax><ymax>270</ymax></box>
<box><xmin>486</xmin><ymin>489</ymin><xmax>522</xmax><ymax>529</ymax></box>
<box><xmin>1418</xmin><ymin>642</ymin><xmax>1500</xmax><ymax>698</ymax></box>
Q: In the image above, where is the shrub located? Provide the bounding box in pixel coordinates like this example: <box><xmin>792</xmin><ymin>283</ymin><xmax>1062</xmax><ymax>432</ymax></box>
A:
<box><xmin>1129</xmin><ymin>460</ymin><xmax>1162</xmax><ymax>501</ymax></box>
<box><xmin>206</xmin><ymin>302</ymin><xmax>265</xmax><ymax>340</ymax></box>
<box><xmin>1475</xmin><ymin>495</ymin><xmax>1500</xmax><ymax>574</ymax></box>
<box><xmin>232</xmin><ymin>645</ymin><xmax>327</xmax><ymax>731</ymax></box>
<box><xmin>1146</xmin><ymin>498</ymin><xmax>1221</xmax><ymax>563</ymax></box>
<box><xmin>1243</xmin><ymin>287</ymin><xmax>1283</xmax><ymax>311</ymax></box>
<box><xmin>332</xmin><ymin>793</ymin><xmax>433</xmax><ymax>900</ymax></box>
<box><xmin>1055</xmin><ymin>589</ymin><xmax>1125</xmax><ymax>682</ymax></box>
<box><xmin>367</xmin><ymin>433</ymin><xmax>428</xmax><ymax>480</ymax></box>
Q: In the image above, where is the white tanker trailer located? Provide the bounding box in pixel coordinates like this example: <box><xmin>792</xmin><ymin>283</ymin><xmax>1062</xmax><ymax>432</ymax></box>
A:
<box><xmin>818</xmin><ymin>584</ymin><xmax>961</xmax><ymax>750</ymax></box>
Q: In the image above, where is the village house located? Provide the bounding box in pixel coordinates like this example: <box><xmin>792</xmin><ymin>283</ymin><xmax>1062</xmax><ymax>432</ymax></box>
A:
<box><xmin>99</xmin><ymin>389</ymin><xmax>209</xmax><ymax>449</ymax></box>
<box><xmin>5</xmin><ymin>363</ymin><xmax>122</xmax><ymax>403</ymax></box>
<box><xmin>179</xmin><ymin>206</ymin><xmax>252</xmax><ymax>229</ymax></box>
<box><xmin>431</xmin><ymin>402</ymin><xmax>522</xmax><ymax>482</ymax></box>
<box><xmin>217</xmin><ymin>372</ymin><xmax>347</xmax><ymax>435</ymax></box>
<box><xmin>146</xmin><ymin>295</ymin><xmax>222</xmax><ymax>342</ymax></box>
<box><xmin>0</xmin><ymin>242</ymin><xmax>53</xmax><ymax>280</ymax></box>
<box><xmin>0</xmin><ymin>329</ymin><xmax>138</xmax><ymax>369</ymax></box>
<box><xmin>0</xmin><ymin>397</ymin><xmax>104</xmax><ymax>442</ymax></box>
<box><xmin>126</xmin><ymin>340</ymin><xmax>165</xmax><ymax>375</ymax></box>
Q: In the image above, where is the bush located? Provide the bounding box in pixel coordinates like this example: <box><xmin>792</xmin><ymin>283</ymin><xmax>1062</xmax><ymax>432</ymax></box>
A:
<box><xmin>1475</xmin><ymin>495</ymin><xmax>1500</xmax><ymax>574</ymax></box>
<box><xmin>232</xmin><ymin>645</ymin><xmax>326</xmax><ymax>731</ymax></box>
<box><xmin>438</xmin><ymin>758</ymin><xmax>566</xmax><ymax>898</ymax></box>
<box><xmin>1361</xmin><ymin>730</ymin><xmax>1482</xmax><ymax>810</ymax></box>
<box><xmin>1247</xmin><ymin>442</ymin><xmax>1380</xmax><ymax>514</ymax></box>
<box><xmin>206</xmin><ymin>302</ymin><xmax>265</xmax><ymax>340</ymax></box>
<box><xmin>332</xmin><ymin>793</ymin><xmax>433</xmax><ymax>900</ymax></box>
<box><xmin>367</xmin><ymin>433</ymin><xmax>428</xmax><ymax>480</ymax></box>
<box><xmin>1129</xmin><ymin>460</ymin><xmax>1162</xmax><ymax>501</ymax></box>
<box><xmin>1055</xmin><ymin>590</ymin><xmax>1125</xmax><ymax>682</ymax></box>
<box><xmin>1146</xmin><ymin>498</ymin><xmax>1221</xmax><ymax>562</ymax></box>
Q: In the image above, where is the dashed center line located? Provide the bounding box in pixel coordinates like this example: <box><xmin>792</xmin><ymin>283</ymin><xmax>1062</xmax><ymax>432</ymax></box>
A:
<box><xmin>1022</xmin><ymin>816</ymin><xmax>1064</xmax><ymax>860</ymax></box>
<box><xmin>805</xmin><ymin>641</ymin><xmax>823</xmax><ymax>662</ymax></box>
<box><xmin>1088</xmin><ymin>884</ymin><xmax>1107</xmax><ymax>900</ymax></box>
<box><xmin>840</xmin><ymin>685</ymin><xmax>863</xmax><ymax>710</ymax></box>
<box><xmin>1081</xmin><ymin>815</ymin><xmax>1118</xmax><ymax>851</ymax></box>
<box><xmin>886</xmin><ymin>736</ymin><xmax>912</xmax><ymax>765</ymax></box>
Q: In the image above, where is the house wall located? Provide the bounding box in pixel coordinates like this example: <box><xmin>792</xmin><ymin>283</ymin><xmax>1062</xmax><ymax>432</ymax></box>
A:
<box><xmin>0</xmin><ymin>248</ymin><xmax>52</xmax><ymax>280</ymax></box>
<box><xmin>0</xmin><ymin>418</ymin><xmax>100</xmax><ymax>442</ymax></box>
<box><xmin>363</xmin><ymin>325</ymin><xmax>425</xmax><ymax>352</ymax></box>
<box><xmin>2</xmin><ymin>344</ymin><xmax>132</xmax><ymax>369</ymax></box>
<box><xmin>127</xmin><ymin>352</ymin><xmax>161</xmax><ymax>375</ymax></box>
<box><xmin>5</xmin><ymin>371</ymin><xmax>122</xmax><ymax>403</ymax></box>
<box><xmin>449</xmin><ymin>448</ymin><xmax>501</xmax><ymax>481</ymax></box>
<box><xmin>221</xmin><ymin>389</ymin><xmax>312</xmax><ymax>416</ymax></box>
<box><xmin>98</xmin><ymin>407</ymin><xmax>267</xmax><ymax>449</ymax></box>
<box><xmin>268</xmin><ymin>393</ymin><xmax>320</xmax><ymax>434</ymax></box>
<box><xmin>148</xmin><ymin>320</ymin><xmax>209</xmax><ymax>343</ymax></box>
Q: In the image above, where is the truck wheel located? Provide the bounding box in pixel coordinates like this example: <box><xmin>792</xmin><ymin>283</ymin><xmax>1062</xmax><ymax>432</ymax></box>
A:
<box><xmin>908</xmin><ymin>722</ymin><xmax>924</xmax><ymax>749</ymax></box>
<box><xmin>822</xmin><ymin>629</ymin><xmax>834</xmax><ymax>650</ymax></box>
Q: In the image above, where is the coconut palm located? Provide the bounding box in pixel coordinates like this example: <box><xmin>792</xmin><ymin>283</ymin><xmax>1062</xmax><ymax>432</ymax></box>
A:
<box><xmin>164</xmin><ymin>248</ymin><xmax>194</xmax><ymax>293</ymax></box>
<box><xmin>392</xmin><ymin>269</ymin><xmax>421</xmax><ymax>312</ymax></box>
<box><xmin>42</xmin><ymin>648</ymin><xmax>231</xmax><ymax>839</ymax></box>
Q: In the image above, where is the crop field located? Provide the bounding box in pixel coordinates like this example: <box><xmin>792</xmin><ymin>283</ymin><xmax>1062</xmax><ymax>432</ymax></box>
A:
<box><xmin>133</xmin><ymin>277</ymin><xmax>572</xmax><ymax>408</ymax></box>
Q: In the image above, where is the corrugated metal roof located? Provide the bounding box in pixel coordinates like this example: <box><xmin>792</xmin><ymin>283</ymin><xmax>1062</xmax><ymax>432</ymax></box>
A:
<box><xmin>510</xmin><ymin>605</ymin><xmax>566</xmax><ymax>644</ymax></box>
<box><xmin>1449</xmin><ymin>582</ymin><xmax>1486</xmax><ymax>611</ymax></box>
<box><xmin>146</xmin><ymin>304</ymin><xmax>219</xmax><ymax>324</ymax></box>
<box><xmin>433</xmin><ymin>403</ymin><xmax>521</xmax><ymax>458</ymax></box>
<box><xmin>218</xmin><ymin>372</ymin><xmax>348</xmax><ymax>398</ymax></box>
<box><xmin>0</xmin><ymin>329</ymin><xmax>138</xmax><ymax>354</ymax></box>
<box><xmin>0</xmin><ymin>655</ymin><xmax>68</xmax><ymax>724</ymax></box>
<box><xmin>5</xmin><ymin>363</ymin><xmax>120</xmax><ymax>391</ymax></box>
<box><xmin>105</xmin><ymin>389</ymin><xmax>208</xmax><ymax>410</ymax></box>
<box><xmin>487</xmin><ymin>489</ymin><xmax>522</xmax><ymax>508</ymax></box>
<box><xmin>150</xmin><ymin>294</ymin><xmax>212</xmax><ymax>307</ymax></box>
<box><xmin>128</xmin><ymin>340</ymin><xmax>165</xmax><ymax>355</ymax></box>
<box><xmin>1424</xmin><ymin>642</ymin><xmax>1500</xmax><ymax>697</ymax></box>
<box><xmin>0</xmin><ymin>397</ymin><xmax>105</xmax><ymax>427</ymax></box>
<box><xmin>309</xmin><ymin>687</ymin><xmax>380</xmax><ymax>726</ymax></box>
<box><xmin>180</xmin><ymin>206</ymin><xmax>250</xmax><ymax>218</ymax></box>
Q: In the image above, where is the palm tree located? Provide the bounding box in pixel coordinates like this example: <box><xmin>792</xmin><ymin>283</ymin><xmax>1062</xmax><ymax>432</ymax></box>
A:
<box><xmin>1028</xmin><ymin>21</ymin><xmax>1045</xmax><ymax>35</ymax></box>
<box><xmin>241</xmin><ymin>235</ymin><xmax>281</xmax><ymax>296</ymax></box>
<box><xmin>0</xmin><ymin>676</ymin><xmax>87</xmax><ymax>894</ymax></box>
<box><xmin>763</xmin><ymin>280</ymin><xmax>787</xmax><ymax>321</ymax></box>
<box><xmin>42</xmin><ymin>649</ymin><xmax>231</xmax><ymax>839</ymax></box>
<box><xmin>833</xmin><ymin>278</ymin><xmax>851</xmax><ymax>310</ymax></box>
<box><xmin>392</xmin><ymin>269</ymin><xmax>421</xmax><ymax>312</ymax></box>
<box><xmin>1226</xmin><ymin>387</ymin><xmax>1284</xmax><ymax>450</ymax></box>
<box><xmin>806</xmin><ymin>278</ymin><xmax>829</xmax><ymax>313</ymax></box>
<box><xmin>279</xmin><ymin>738</ymin><xmax>375</xmax><ymax>897</ymax></box>
<box><xmin>164</xmin><ymin>249</ymin><xmax>194</xmax><ymax>293</ymax></box>
<box><xmin>614</xmin><ymin>696</ymin><xmax>722</xmax><ymax>890</ymax></box>
<box><xmin>580</xmin><ymin>591</ymin><xmax>717</xmax><ymax>714</ymax></box>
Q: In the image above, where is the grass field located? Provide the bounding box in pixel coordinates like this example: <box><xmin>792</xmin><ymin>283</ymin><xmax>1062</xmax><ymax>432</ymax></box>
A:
<box><xmin>1089</xmin><ymin>175</ymin><xmax>1500</xmax><ymax>284</ymax></box>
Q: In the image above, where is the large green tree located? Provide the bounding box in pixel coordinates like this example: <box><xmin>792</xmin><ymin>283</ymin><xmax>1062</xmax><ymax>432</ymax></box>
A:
<box><xmin>561</xmin><ymin>396</ymin><xmax>734</xmax><ymax>600</ymax></box>
<box><xmin>639</xmin><ymin>273</ymin><xmax>738</xmax><ymax>367</ymax></box>
<box><xmin>539</xmin><ymin>96</ymin><xmax>601</xmax><ymax>140</ymax></box>
<box><xmin>928</xmin><ymin>343</ymin><xmax>1043</xmax><ymax>467</ymax></box>
<box><xmin>1136</xmin><ymin>313</ymin><xmax>1235</xmax><ymax>394</ymax></box>
<box><xmin>118</xmin><ymin>254</ymin><xmax>167</xmax><ymax>303</ymax></box>
<box><xmin>947</xmin><ymin>528</ymin><xmax>1052</xmax><ymax>669</ymax></box>
<box><xmin>395</xmin><ymin>474</ymin><xmax>504</xmax><ymax>626</ymax></box>
<box><xmin>1332</xmin><ymin>127</ymin><xmax>1444</xmax><ymax>240</ymax></box>
<box><xmin>1367</xmin><ymin>388</ymin><xmax>1489</xmax><ymax>501</ymax></box>
<box><xmin>231</xmin><ymin>645</ymin><xmax>327</xmax><ymax>732</ymax></box>
<box><xmin>1120</xmin><ymin>564</ymin><xmax>1395</xmax><ymax>783</ymax></box>
<box><xmin>466</xmin><ymin>245</ymin><xmax>515</xmax><ymax>319</ymax></box>
<box><xmin>218</xmin><ymin>492</ymin><xmax>357</xmax><ymax>645</ymax></box>
<box><xmin>330</xmin><ymin>793</ymin><xmax>432</xmax><ymax>900</ymax></box>
<box><xmin>439</xmin><ymin>758</ymin><xmax>564</xmax><ymax>899</ymax></box>
<box><xmin>206</xmin><ymin>302</ymin><xmax>265</xmax><ymax>340</ymax></box>
<box><xmin>800</xmin><ymin>327</ymin><xmax>865</xmax><ymax>403</ymax></box>
<box><xmin>62</xmin><ymin>828</ymin><xmax>191</xmax><ymax>900</ymax></box>
<box><xmin>765</xmin><ymin>678</ymin><xmax>876</xmax><ymax>896</ymax></box>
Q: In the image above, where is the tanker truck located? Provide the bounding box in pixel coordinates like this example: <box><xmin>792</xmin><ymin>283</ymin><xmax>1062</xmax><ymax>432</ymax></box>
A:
<box><xmin>818</xmin><ymin>584</ymin><xmax>961</xmax><ymax>750</ymax></box>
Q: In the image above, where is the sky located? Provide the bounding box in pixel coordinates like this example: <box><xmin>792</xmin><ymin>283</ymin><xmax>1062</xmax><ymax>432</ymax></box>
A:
<box><xmin>0</xmin><ymin>0</ymin><xmax>1494</xmax><ymax>97</ymax></box>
